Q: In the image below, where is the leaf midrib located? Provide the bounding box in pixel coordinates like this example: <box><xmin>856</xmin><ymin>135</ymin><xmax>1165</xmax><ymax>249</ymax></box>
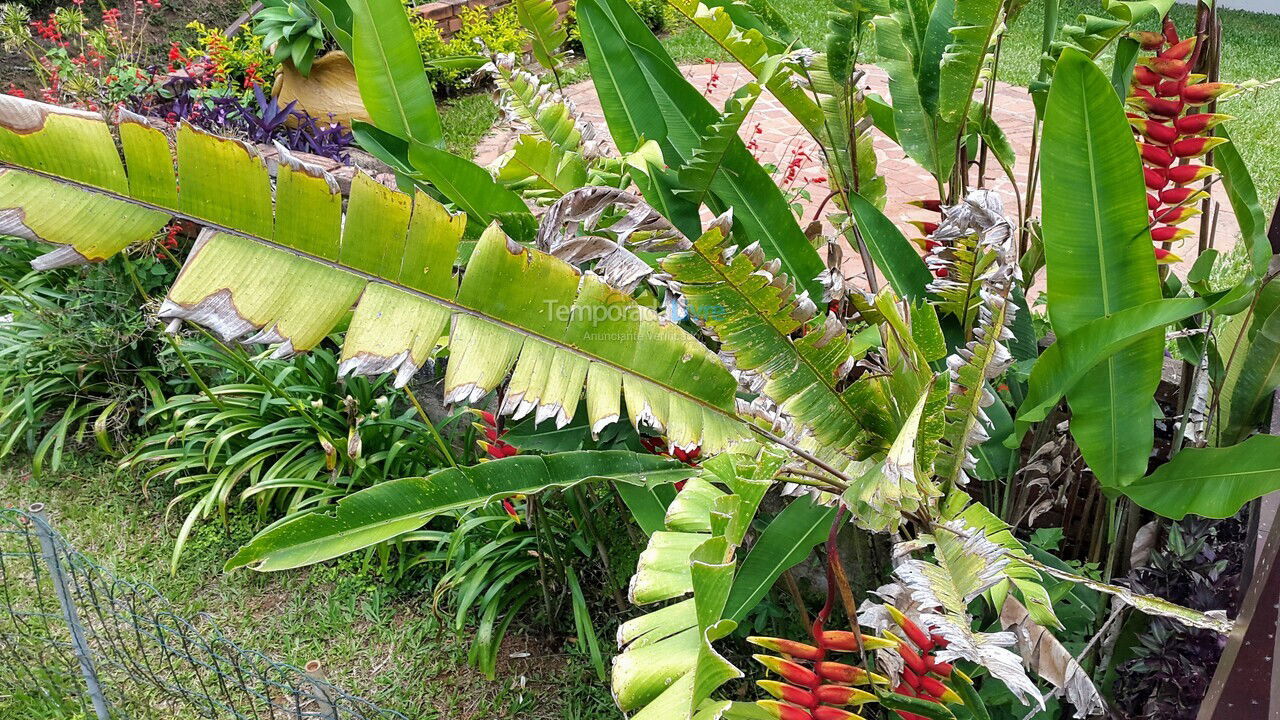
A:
<box><xmin>6</xmin><ymin>162</ymin><xmax>743</xmax><ymax>428</ymax></box>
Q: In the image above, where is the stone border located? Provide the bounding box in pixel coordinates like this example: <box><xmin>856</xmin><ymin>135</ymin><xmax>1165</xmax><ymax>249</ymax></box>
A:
<box><xmin>414</xmin><ymin>0</ymin><xmax>572</xmax><ymax>37</ymax></box>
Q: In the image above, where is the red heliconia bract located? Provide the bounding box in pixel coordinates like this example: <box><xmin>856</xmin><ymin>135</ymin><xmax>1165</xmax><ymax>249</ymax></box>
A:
<box><xmin>812</xmin><ymin>706</ymin><xmax>861</xmax><ymax>720</ymax></box>
<box><xmin>1152</xmin><ymin>225</ymin><xmax>1193</xmax><ymax>243</ymax></box>
<box><xmin>750</xmin><ymin>637</ymin><xmax>827</xmax><ymax>662</ymax></box>
<box><xmin>1131</xmin><ymin>30</ymin><xmax>1165</xmax><ymax>50</ymax></box>
<box><xmin>757</xmin><ymin>655</ymin><xmax>823</xmax><ymax>689</ymax></box>
<box><xmin>1149</xmin><ymin>57</ymin><xmax>1189</xmax><ymax>80</ymax></box>
<box><xmin>1167</xmin><ymin>164</ymin><xmax>1218</xmax><ymax>185</ymax></box>
<box><xmin>814</xmin><ymin>685</ymin><xmax>876</xmax><ymax>706</ymax></box>
<box><xmin>1175</xmin><ymin>113</ymin><xmax>1231</xmax><ymax>134</ymax></box>
<box><xmin>758</xmin><ymin>700</ymin><xmax>814</xmax><ymax>720</ymax></box>
<box><xmin>1161</xmin><ymin>35</ymin><xmax>1197</xmax><ymax>61</ymax></box>
<box><xmin>1131</xmin><ymin>118</ymin><xmax>1178</xmax><ymax>145</ymax></box>
<box><xmin>1140</xmin><ymin>143</ymin><xmax>1174</xmax><ymax>167</ymax></box>
<box><xmin>1159</xmin><ymin>186</ymin><xmax>1206</xmax><ymax>205</ymax></box>
<box><xmin>1171</xmin><ymin>135</ymin><xmax>1227</xmax><ymax>158</ymax></box>
<box><xmin>1153</xmin><ymin>205</ymin><xmax>1200</xmax><ymax>224</ymax></box>
<box><xmin>759</xmin><ymin>680</ymin><xmax>820</xmax><ymax>709</ymax></box>
<box><xmin>815</xmin><ymin>661</ymin><xmax>874</xmax><ymax>685</ymax></box>
<box><xmin>1144</xmin><ymin>167</ymin><xmax>1167</xmax><ymax>190</ymax></box>
<box><xmin>1182</xmin><ymin>81</ymin><xmax>1235</xmax><ymax>105</ymax></box>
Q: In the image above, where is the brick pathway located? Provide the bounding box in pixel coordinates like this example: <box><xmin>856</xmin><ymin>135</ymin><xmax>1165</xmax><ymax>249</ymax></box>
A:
<box><xmin>476</xmin><ymin>61</ymin><xmax>1239</xmax><ymax>288</ymax></box>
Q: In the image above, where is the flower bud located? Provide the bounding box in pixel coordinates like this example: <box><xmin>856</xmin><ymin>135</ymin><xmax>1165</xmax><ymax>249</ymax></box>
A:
<box><xmin>750</xmin><ymin>637</ymin><xmax>825</xmax><ymax>662</ymax></box>
<box><xmin>814</xmin><ymin>661</ymin><xmax>888</xmax><ymax>686</ymax></box>
<box><xmin>820</xmin><ymin>631</ymin><xmax>897</xmax><ymax>653</ymax></box>
<box><xmin>906</xmin><ymin>199</ymin><xmax>942</xmax><ymax>213</ymax></box>
<box><xmin>758</xmin><ymin>681</ymin><xmax>819</xmax><ymax>708</ymax></box>
<box><xmin>1159</xmin><ymin>36</ymin><xmax>1197</xmax><ymax>61</ymax></box>
<box><xmin>1151</xmin><ymin>225</ymin><xmax>1193</xmax><ymax>243</ymax></box>
<box><xmin>1144</xmin><ymin>167</ymin><xmax>1168</xmax><ymax>190</ymax></box>
<box><xmin>1148</xmin><ymin>57</ymin><xmax>1189</xmax><ymax>81</ymax></box>
<box><xmin>1129</xmin><ymin>118</ymin><xmax>1178</xmax><ymax>145</ymax></box>
<box><xmin>812</xmin><ymin>707</ymin><xmax>863</xmax><ymax>720</ymax></box>
<box><xmin>1159</xmin><ymin>187</ymin><xmax>1208</xmax><ymax>205</ymax></box>
<box><xmin>1167</xmin><ymin>164</ymin><xmax>1218</xmax><ymax>185</ymax></box>
<box><xmin>1130</xmin><ymin>30</ymin><xmax>1165</xmax><ymax>50</ymax></box>
<box><xmin>886</xmin><ymin>606</ymin><xmax>935</xmax><ymax>651</ymax></box>
<box><xmin>1174</xmin><ymin>113</ymin><xmax>1232</xmax><ymax>134</ymax></box>
<box><xmin>814</xmin><ymin>685</ymin><xmax>877</xmax><ymax>706</ymax></box>
<box><xmin>1182</xmin><ymin>82</ymin><xmax>1236</xmax><ymax>105</ymax></box>
<box><xmin>907</xmin><ymin>220</ymin><xmax>938</xmax><ymax>236</ymax></box>
<box><xmin>757</xmin><ymin>700</ymin><xmax>814</xmax><ymax>720</ymax></box>
<box><xmin>918</xmin><ymin>676</ymin><xmax>962</xmax><ymax>703</ymax></box>
<box><xmin>1152</xmin><ymin>205</ymin><xmax>1200</xmax><ymax>224</ymax></box>
<box><xmin>1171</xmin><ymin>136</ymin><xmax>1228</xmax><ymax>159</ymax></box>
<box><xmin>1154</xmin><ymin>247</ymin><xmax>1182</xmax><ymax>264</ymax></box>
<box><xmin>1132</xmin><ymin>65</ymin><xmax>1161</xmax><ymax>87</ymax></box>
<box><xmin>756</xmin><ymin>655</ymin><xmax>821</xmax><ymax>688</ymax></box>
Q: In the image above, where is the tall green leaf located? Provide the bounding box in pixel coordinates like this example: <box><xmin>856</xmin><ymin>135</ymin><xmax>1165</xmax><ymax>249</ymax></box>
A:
<box><xmin>722</xmin><ymin>496</ymin><xmax>835</xmax><ymax>621</ymax></box>
<box><xmin>1214</xmin><ymin>127</ymin><xmax>1272</xmax><ymax>280</ymax></box>
<box><xmin>935</xmin><ymin>0</ymin><xmax>1002</xmax><ymax>154</ymax></box>
<box><xmin>846</xmin><ymin>191</ymin><xmax>933</xmax><ymax>301</ymax></box>
<box><xmin>1039</xmin><ymin>48</ymin><xmax>1163</xmax><ymax>488</ymax></box>
<box><xmin>347</xmin><ymin>0</ymin><xmax>443</xmax><ymax>147</ymax></box>
<box><xmin>577</xmin><ymin>0</ymin><xmax>826</xmax><ymax>298</ymax></box>
<box><xmin>226</xmin><ymin>451</ymin><xmax>694</xmax><ymax>571</ymax></box>
<box><xmin>1120</xmin><ymin>435</ymin><xmax>1280</xmax><ymax>520</ymax></box>
<box><xmin>1219</xmin><ymin>295</ymin><xmax>1280</xmax><ymax>446</ymax></box>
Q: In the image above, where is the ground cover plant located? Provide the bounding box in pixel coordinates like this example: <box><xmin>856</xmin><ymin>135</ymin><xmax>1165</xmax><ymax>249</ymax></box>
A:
<box><xmin>1</xmin><ymin>0</ymin><xmax>1279</xmax><ymax>718</ymax></box>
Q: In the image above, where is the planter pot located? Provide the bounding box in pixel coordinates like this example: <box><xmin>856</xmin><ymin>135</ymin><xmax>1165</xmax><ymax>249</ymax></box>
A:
<box><xmin>271</xmin><ymin>51</ymin><xmax>371</xmax><ymax>128</ymax></box>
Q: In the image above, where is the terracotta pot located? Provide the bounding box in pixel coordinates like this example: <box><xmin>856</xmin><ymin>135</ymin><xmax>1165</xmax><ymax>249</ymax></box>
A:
<box><xmin>271</xmin><ymin>51</ymin><xmax>370</xmax><ymax>128</ymax></box>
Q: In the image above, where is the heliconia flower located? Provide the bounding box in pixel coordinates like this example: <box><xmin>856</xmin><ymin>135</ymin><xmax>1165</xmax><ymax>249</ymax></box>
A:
<box><xmin>750</xmin><ymin>637</ymin><xmax>826</xmax><ymax>662</ymax></box>
<box><xmin>1144</xmin><ymin>167</ymin><xmax>1168</xmax><ymax>190</ymax></box>
<box><xmin>1129</xmin><ymin>94</ymin><xmax>1183</xmax><ymax>118</ymax></box>
<box><xmin>1160</xmin><ymin>36</ymin><xmax>1197</xmax><ymax>61</ymax></box>
<box><xmin>1147</xmin><ymin>56</ymin><xmax>1189</xmax><ymax>81</ymax></box>
<box><xmin>907</xmin><ymin>220</ymin><xmax>939</xmax><ymax>235</ymax></box>
<box><xmin>757</xmin><ymin>700</ymin><xmax>814</xmax><ymax>720</ymax></box>
<box><xmin>1130</xmin><ymin>118</ymin><xmax>1178</xmax><ymax>145</ymax></box>
<box><xmin>1153</xmin><ymin>204</ymin><xmax>1200</xmax><ymax>224</ymax></box>
<box><xmin>1182</xmin><ymin>82</ymin><xmax>1236</xmax><ymax>104</ymax></box>
<box><xmin>814</xmin><ymin>661</ymin><xmax>889</xmax><ymax>686</ymax></box>
<box><xmin>906</xmin><ymin>199</ymin><xmax>942</xmax><ymax>213</ymax></box>
<box><xmin>1155</xmin><ymin>78</ymin><xmax>1185</xmax><ymax>98</ymax></box>
<box><xmin>814</xmin><ymin>685</ymin><xmax>877</xmax><ymax>706</ymax></box>
<box><xmin>929</xmin><ymin>633</ymin><xmax>949</xmax><ymax>650</ymax></box>
<box><xmin>897</xmin><ymin>644</ymin><xmax>929</xmax><ymax>676</ymax></box>
<box><xmin>923</xmin><ymin>656</ymin><xmax>953</xmax><ymax>677</ymax></box>
<box><xmin>1130</xmin><ymin>30</ymin><xmax>1165</xmax><ymax>50</ymax></box>
<box><xmin>1167</xmin><ymin>164</ymin><xmax>1218</xmax><ymax>184</ymax></box>
<box><xmin>819</xmin><ymin>631</ymin><xmax>896</xmax><ymax>653</ymax></box>
<box><xmin>1160</xmin><ymin>186</ymin><xmax>1208</xmax><ymax>205</ymax></box>
<box><xmin>757</xmin><ymin>655</ymin><xmax>822</xmax><ymax>689</ymax></box>
<box><xmin>1155</xmin><ymin>247</ymin><xmax>1183</xmax><ymax>264</ymax></box>
<box><xmin>912</xmin><ymin>237</ymin><xmax>941</xmax><ymax>252</ymax></box>
<box><xmin>918</xmin><ymin>676</ymin><xmax>961</xmax><ymax>703</ymax></box>
<box><xmin>885</xmin><ymin>607</ymin><xmax>935</xmax><ymax>652</ymax></box>
<box><xmin>902</xmin><ymin>668</ymin><xmax>923</xmax><ymax>691</ymax></box>
<box><xmin>758</xmin><ymin>681</ymin><xmax>820</xmax><ymax>708</ymax></box>
<box><xmin>1175</xmin><ymin>113</ymin><xmax>1233</xmax><ymax>134</ymax></box>
<box><xmin>893</xmin><ymin>682</ymin><xmax>916</xmax><ymax>699</ymax></box>
<box><xmin>1152</xmin><ymin>225</ymin><xmax>1193</xmax><ymax>243</ymax></box>
<box><xmin>1132</xmin><ymin>65</ymin><xmax>1161</xmax><ymax>87</ymax></box>
<box><xmin>502</xmin><ymin>497</ymin><xmax>520</xmax><ymax>521</ymax></box>
<box><xmin>1171</xmin><ymin>135</ymin><xmax>1228</xmax><ymax>158</ymax></box>
<box><xmin>812</xmin><ymin>706</ymin><xmax>863</xmax><ymax>720</ymax></box>
<box><xmin>1147</xmin><ymin>193</ymin><xmax>1161</xmax><ymax>211</ymax></box>
<box><xmin>1163</xmin><ymin>16</ymin><xmax>1180</xmax><ymax>45</ymax></box>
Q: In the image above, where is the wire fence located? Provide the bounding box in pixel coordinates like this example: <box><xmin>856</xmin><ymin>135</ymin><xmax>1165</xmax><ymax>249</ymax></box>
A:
<box><xmin>0</xmin><ymin>503</ymin><xmax>408</xmax><ymax>720</ymax></box>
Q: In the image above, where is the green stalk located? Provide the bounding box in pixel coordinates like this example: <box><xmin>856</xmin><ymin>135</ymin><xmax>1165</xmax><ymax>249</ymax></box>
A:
<box><xmin>403</xmin><ymin>386</ymin><xmax>457</xmax><ymax>468</ymax></box>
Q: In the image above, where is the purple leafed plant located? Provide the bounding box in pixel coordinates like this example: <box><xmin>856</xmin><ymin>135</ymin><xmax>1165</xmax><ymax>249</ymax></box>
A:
<box><xmin>130</xmin><ymin>77</ymin><xmax>353</xmax><ymax>163</ymax></box>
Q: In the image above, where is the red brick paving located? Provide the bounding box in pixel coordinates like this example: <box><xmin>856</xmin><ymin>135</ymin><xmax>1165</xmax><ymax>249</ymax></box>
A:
<box><xmin>475</xmin><ymin>61</ymin><xmax>1240</xmax><ymax>290</ymax></box>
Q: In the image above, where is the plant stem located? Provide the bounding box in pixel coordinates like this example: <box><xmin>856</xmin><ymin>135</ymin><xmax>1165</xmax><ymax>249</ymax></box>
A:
<box><xmin>403</xmin><ymin>387</ymin><xmax>457</xmax><ymax>468</ymax></box>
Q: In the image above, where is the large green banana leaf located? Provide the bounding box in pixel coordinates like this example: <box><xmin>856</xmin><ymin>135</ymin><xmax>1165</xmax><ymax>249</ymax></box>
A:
<box><xmin>577</xmin><ymin>0</ymin><xmax>826</xmax><ymax>298</ymax></box>
<box><xmin>1038</xmin><ymin>48</ymin><xmax>1163</xmax><ymax>488</ymax></box>
<box><xmin>1120</xmin><ymin>435</ymin><xmax>1280</xmax><ymax>520</ymax></box>
<box><xmin>0</xmin><ymin>96</ymin><xmax>742</xmax><ymax>453</ymax></box>
<box><xmin>226</xmin><ymin>450</ymin><xmax>692</xmax><ymax>571</ymax></box>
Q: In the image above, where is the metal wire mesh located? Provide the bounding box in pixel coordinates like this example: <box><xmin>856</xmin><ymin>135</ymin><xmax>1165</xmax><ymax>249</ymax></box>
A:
<box><xmin>0</xmin><ymin>504</ymin><xmax>408</xmax><ymax>720</ymax></box>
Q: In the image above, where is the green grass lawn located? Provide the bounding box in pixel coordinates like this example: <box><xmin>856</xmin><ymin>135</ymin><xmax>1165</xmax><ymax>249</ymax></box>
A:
<box><xmin>0</xmin><ymin>463</ymin><xmax>615</xmax><ymax>720</ymax></box>
<box><xmin>440</xmin><ymin>0</ymin><xmax>1280</xmax><ymax>211</ymax></box>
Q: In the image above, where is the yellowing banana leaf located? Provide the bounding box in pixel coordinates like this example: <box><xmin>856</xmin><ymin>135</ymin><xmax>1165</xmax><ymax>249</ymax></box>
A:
<box><xmin>0</xmin><ymin>95</ymin><xmax>744</xmax><ymax>453</ymax></box>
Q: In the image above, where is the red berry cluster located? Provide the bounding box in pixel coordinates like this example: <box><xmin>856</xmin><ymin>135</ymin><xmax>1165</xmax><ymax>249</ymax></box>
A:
<box><xmin>1127</xmin><ymin>18</ymin><xmax>1235</xmax><ymax>263</ymax></box>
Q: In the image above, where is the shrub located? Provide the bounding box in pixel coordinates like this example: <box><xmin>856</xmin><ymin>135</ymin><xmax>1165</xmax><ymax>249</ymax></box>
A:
<box><xmin>404</xmin><ymin>2</ymin><xmax>527</xmax><ymax>91</ymax></box>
